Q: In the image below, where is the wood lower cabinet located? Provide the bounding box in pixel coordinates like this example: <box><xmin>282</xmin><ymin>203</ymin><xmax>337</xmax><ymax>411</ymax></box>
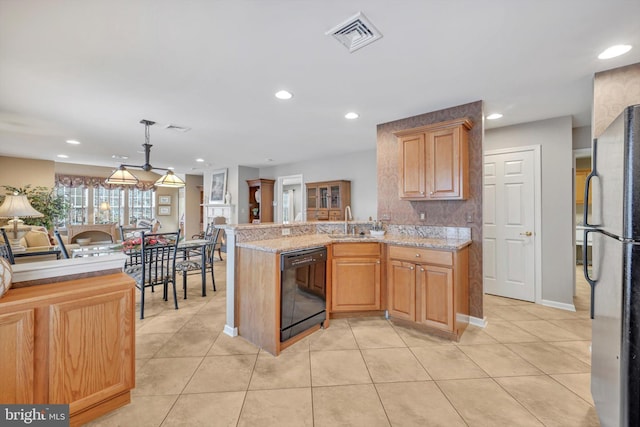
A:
<box><xmin>0</xmin><ymin>274</ymin><xmax>135</xmax><ymax>427</ymax></box>
<box><xmin>387</xmin><ymin>245</ymin><xmax>468</xmax><ymax>337</ymax></box>
<box><xmin>395</xmin><ymin>118</ymin><xmax>472</xmax><ymax>201</ymax></box>
<box><xmin>575</xmin><ymin>168</ymin><xmax>591</xmax><ymax>205</ymax></box>
<box><xmin>331</xmin><ymin>242</ymin><xmax>381</xmax><ymax>312</ymax></box>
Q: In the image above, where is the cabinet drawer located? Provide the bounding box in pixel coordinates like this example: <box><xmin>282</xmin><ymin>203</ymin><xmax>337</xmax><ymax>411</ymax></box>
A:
<box><xmin>333</xmin><ymin>242</ymin><xmax>381</xmax><ymax>257</ymax></box>
<box><xmin>388</xmin><ymin>245</ymin><xmax>452</xmax><ymax>266</ymax></box>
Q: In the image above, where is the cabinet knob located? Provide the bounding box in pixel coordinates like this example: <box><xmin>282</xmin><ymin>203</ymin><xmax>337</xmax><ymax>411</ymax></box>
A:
<box><xmin>410</xmin><ymin>266</ymin><xmax>414</xmax><ymax>270</ymax></box>
<box><xmin>430</xmin><ymin>191</ymin><xmax>434</xmax><ymax>195</ymax></box>
<box><xmin>415</xmin><ymin>253</ymin><xmax>420</xmax><ymax>257</ymax></box>
<box><xmin>420</xmin><ymin>268</ymin><xmax>425</xmax><ymax>272</ymax></box>
<box><xmin>376</xmin><ymin>260</ymin><xmax>381</xmax><ymax>264</ymax></box>
<box><xmin>420</xmin><ymin>191</ymin><xmax>425</xmax><ymax>195</ymax></box>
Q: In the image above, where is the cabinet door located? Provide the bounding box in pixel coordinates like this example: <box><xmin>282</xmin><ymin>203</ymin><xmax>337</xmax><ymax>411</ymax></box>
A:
<box><xmin>331</xmin><ymin>257</ymin><xmax>381</xmax><ymax>311</ymax></box>
<box><xmin>0</xmin><ymin>310</ymin><xmax>34</xmax><ymax>404</ymax></box>
<box><xmin>426</xmin><ymin>126</ymin><xmax>465</xmax><ymax>199</ymax></box>
<box><xmin>575</xmin><ymin>169</ymin><xmax>591</xmax><ymax>205</ymax></box>
<box><xmin>307</xmin><ymin>185</ymin><xmax>318</xmax><ymax>209</ymax></box>
<box><xmin>399</xmin><ymin>133</ymin><xmax>427</xmax><ymax>199</ymax></box>
<box><xmin>417</xmin><ymin>264</ymin><xmax>454</xmax><ymax>331</ymax></box>
<box><xmin>49</xmin><ymin>289</ymin><xmax>134</xmax><ymax>415</ymax></box>
<box><xmin>387</xmin><ymin>260</ymin><xmax>416</xmax><ymax>321</ymax></box>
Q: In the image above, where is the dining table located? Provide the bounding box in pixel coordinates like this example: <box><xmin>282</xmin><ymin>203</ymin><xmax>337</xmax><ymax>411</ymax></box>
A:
<box><xmin>72</xmin><ymin>238</ymin><xmax>212</xmax><ymax>297</ymax></box>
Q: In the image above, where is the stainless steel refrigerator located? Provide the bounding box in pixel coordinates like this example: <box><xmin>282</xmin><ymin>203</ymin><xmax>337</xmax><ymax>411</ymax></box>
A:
<box><xmin>583</xmin><ymin>104</ymin><xmax>640</xmax><ymax>427</ymax></box>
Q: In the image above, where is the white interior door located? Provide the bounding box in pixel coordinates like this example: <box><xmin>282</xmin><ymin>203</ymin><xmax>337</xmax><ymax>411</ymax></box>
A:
<box><xmin>483</xmin><ymin>148</ymin><xmax>538</xmax><ymax>301</ymax></box>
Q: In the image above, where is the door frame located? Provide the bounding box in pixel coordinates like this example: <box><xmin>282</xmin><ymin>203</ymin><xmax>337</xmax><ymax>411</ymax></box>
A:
<box><xmin>573</xmin><ymin>148</ymin><xmax>592</xmax><ymax>295</ymax></box>
<box><xmin>483</xmin><ymin>145</ymin><xmax>543</xmax><ymax>303</ymax></box>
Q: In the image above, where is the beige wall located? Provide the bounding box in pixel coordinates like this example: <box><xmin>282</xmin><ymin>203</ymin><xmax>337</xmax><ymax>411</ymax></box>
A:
<box><xmin>376</xmin><ymin>101</ymin><xmax>484</xmax><ymax>319</ymax></box>
<box><xmin>593</xmin><ymin>62</ymin><xmax>640</xmax><ymax>137</ymax></box>
<box><xmin>0</xmin><ymin>156</ymin><xmax>55</xmax><ymax>190</ymax></box>
<box><xmin>485</xmin><ymin>116</ymin><xmax>574</xmax><ymax>306</ymax></box>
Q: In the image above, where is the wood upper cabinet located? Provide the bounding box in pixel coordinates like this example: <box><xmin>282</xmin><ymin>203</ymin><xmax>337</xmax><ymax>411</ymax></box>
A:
<box><xmin>395</xmin><ymin>118</ymin><xmax>473</xmax><ymax>201</ymax></box>
<box><xmin>387</xmin><ymin>245</ymin><xmax>468</xmax><ymax>337</ymax></box>
<box><xmin>575</xmin><ymin>169</ymin><xmax>591</xmax><ymax>205</ymax></box>
<box><xmin>247</xmin><ymin>178</ymin><xmax>275</xmax><ymax>223</ymax></box>
<box><xmin>331</xmin><ymin>242</ymin><xmax>381</xmax><ymax>312</ymax></box>
<box><xmin>306</xmin><ymin>180</ymin><xmax>351</xmax><ymax>221</ymax></box>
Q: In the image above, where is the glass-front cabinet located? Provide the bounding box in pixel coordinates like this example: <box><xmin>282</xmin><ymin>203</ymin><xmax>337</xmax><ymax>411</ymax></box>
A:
<box><xmin>305</xmin><ymin>180</ymin><xmax>351</xmax><ymax>221</ymax></box>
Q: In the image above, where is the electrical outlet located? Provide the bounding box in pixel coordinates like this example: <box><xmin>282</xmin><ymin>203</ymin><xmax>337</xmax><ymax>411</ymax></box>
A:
<box><xmin>282</xmin><ymin>228</ymin><xmax>291</xmax><ymax>236</ymax></box>
<box><xmin>466</xmin><ymin>213</ymin><xmax>473</xmax><ymax>223</ymax></box>
<box><xmin>419</xmin><ymin>212</ymin><xmax>426</xmax><ymax>220</ymax></box>
<box><xmin>380</xmin><ymin>213</ymin><xmax>391</xmax><ymax>220</ymax></box>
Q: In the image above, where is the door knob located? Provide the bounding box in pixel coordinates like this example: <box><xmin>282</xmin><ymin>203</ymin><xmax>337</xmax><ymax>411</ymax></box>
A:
<box><xmin>520</xmin><ymin>231</ymin><xmax>533</xmax><ymax>236</ymax></box>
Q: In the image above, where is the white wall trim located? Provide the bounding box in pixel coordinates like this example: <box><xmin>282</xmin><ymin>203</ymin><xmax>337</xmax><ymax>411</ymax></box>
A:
<box><xmin>483</xmin><ymin>145</ymin><xmax>542</xmax><ymax>305</ymax></box>
<box><xmin>223</xmin><ymin>325</ymin><xmax>238</xmax><ymax>337</ymax></box>
<box><xmin>541</xmin><ymin>299</ymin><xmax>577</xmax><ymax>312</ymax></box>
<box><xmin>469</xmin><ymin>316</ymin><xmax>487</xmax><ymax>328</ymax></box>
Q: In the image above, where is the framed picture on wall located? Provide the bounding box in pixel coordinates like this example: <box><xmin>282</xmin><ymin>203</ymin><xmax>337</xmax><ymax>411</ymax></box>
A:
<box><xmin>158</xmin><ymin>195</ymin><xmax>171</xmax><ymax>205</ymax></box>
<box><xmin>209</xmin><ymin>168</ymin><xmax>227</xmax><ymax>204</ymax></box>
<box><xmin>158</xmin><ymin>206</ymin><xmax>171</xmax><ymax>216</ymax></box>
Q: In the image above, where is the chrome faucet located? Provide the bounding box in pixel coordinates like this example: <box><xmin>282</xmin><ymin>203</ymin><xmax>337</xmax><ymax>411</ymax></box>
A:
<box><xmin>344</xmin><ymin>205</ymin><xmax>352</xmax><ymax>234</ymax></box>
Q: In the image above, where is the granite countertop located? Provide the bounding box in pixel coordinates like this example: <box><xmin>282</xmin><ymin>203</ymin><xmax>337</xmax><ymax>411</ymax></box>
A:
<box><xmin>236</xmin><ymin>233</ymin><xmax>471</xmax><ymax>253</ymax></box>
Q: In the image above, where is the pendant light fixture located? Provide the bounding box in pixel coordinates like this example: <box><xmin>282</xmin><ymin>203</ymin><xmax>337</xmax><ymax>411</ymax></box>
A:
<box><xmin>106</xmin><ymin>119</ymin><xmax>185</xmax><ymax>188</ymax></box>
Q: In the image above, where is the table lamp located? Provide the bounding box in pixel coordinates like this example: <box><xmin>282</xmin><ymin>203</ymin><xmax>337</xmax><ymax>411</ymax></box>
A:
<box><xmin>99</xmin><ymin>201</ymin><xmax>110</xmax><ymax>223</ymax></box>
<box><xmin>0</xmin><ymin>193</ymin><xmax>44</xmax><ymax>249</ymax></box>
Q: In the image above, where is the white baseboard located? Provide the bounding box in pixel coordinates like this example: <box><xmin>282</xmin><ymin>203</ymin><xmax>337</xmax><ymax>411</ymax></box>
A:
<box><xmin>540</xmin><ymin>299</ymin><xmax>576</xmax><ymax>312</ymax></box>
<box><xmin>469</xmin><ymin>315</ymin><xmax>487</xmax><ymax>328</ymax></box>
<box><xmin>223</xmin><ymin>325</ymin><xmax>238</xmax><ymax>337</ymax></box>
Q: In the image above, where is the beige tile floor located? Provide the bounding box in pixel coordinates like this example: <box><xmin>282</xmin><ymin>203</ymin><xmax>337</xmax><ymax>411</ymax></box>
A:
<box><xmin>87</xmin><ymin>264</ymin><xmax>600</xmax><ymax>427</ymax></box>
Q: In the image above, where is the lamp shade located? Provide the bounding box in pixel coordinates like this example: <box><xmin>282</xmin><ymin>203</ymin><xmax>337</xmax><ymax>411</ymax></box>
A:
<box><xmin>0</xmin><ymin>194</ymin><xmax>44</xmax><ymax>218</ymax></box>
<box><xmin>106</xmin><ymin>166</ymin><xmax>139</xmax><ymax>185</ymax></box>
<box><xmin>155</xmin><ymin>170</ymin><xmax>185</xmax><ymax>188</ymax></box>
<box><xmin>99</xmin><ymin>202</ymin><xmax>111</xmax><ymax>211</ymax></box>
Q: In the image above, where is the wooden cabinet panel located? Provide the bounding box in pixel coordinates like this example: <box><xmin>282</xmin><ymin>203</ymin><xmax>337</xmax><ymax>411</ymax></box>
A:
<box><xmin>417</xmin><ymin>265</ymin><xmax>454</xmax><ymax>331</ymax></box>
<box><xmin>395</xmin><ymin>118</ymin><xmax>472</xmax><ymax>201</ymax></box>
<box><xmin>333</xmin><ymin>242</ymin><xmax>381</xmax><ymax>257</ymax></box>
<box><xmin>331</xmin><ymin>257</ymin><xmax>381</xmax><ymax>312</ymax></box>
<box><xmin>399</xmin><ymin>134</ymin><xmax>427</xmax><ymax>198</ymax></box>
<box><xmin>387</xmin><ymin>260</ymin><xmax>416</xmax><ymax>321</ymax></box>
<box><xmin>576</xmin><ymin>169</ymin><xmax>591</xmax><ymax>205</ymax></box>
<box><xmin>49</xmin><ymin>289</ymin><xmax>134</xmax><ymax>414</ymax></box>
<box><xmin>387</xmin><ymin>246</ymin><xmax>452</xmax><ymax>266</ymax></box>
<box><xmin>247</xmin><ymin>179</ymin><xmax>275</xmax><ymax>223</ymax></box>
<box><xmin>0</xmin><ymin>310</ymin><xmax>34</xmax><ymax>404</ymax></box>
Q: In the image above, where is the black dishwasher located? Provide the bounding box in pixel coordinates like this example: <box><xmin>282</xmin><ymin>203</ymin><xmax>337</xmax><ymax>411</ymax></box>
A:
<box><xmin>280</xmin><ymin>247</ymin><xmax>327</xmax><ymax>342</ymax></box>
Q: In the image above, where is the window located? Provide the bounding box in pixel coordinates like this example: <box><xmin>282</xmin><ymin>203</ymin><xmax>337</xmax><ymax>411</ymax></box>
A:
<box><xmin>128</xmin><ymin>188</ymin><xmax>155</xmax><ymax>224</ymax></box>
<box><xmin>93</xmin><ymin>187</ymin><xmax>124</xmax><ymax>224</ymax></box>
<box><xmin>56</xmin><ymin>186</ymin><xmax>88</xmax><ymax>226</ymax></box>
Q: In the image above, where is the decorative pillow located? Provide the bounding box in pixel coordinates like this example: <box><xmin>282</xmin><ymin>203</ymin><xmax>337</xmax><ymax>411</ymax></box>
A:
<box><xmin>25</xmin><ymin>230</ymin><xmax>51</xmax><ymax>247</ymax></box>
<box><xmin>0</xmin><ymin>257</ymin><xmax>13</xmax><ymax>299</ymax></box>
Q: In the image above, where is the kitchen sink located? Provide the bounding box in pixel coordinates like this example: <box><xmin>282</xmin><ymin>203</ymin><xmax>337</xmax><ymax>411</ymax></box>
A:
<box><xmin>328</xmin><ymin>234</ymin><xmax>377</xmax><ymax>240</ymax></box>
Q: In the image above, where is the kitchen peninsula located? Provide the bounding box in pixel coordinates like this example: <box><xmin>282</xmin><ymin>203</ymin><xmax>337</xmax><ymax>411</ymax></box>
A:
<box><xmin>222</xmin><ymin>222</ymin><xmax>471</xmax><ymax>355</ymax></box>
<box><xmin>0</xmin><ymin>255</ymin><xmax>134</xmax><ymax>427</ymax></box>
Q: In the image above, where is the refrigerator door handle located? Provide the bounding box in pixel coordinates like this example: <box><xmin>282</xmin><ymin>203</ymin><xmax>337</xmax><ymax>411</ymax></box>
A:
<box><xmin>582</xmin><ymin>228</ymin><xmax>597</xmax><ymax>319</ymax></box>
<box><xmin>583</xmin><ymin>138</ymin><xmax>598</xmax><ymax>227</ymax></box>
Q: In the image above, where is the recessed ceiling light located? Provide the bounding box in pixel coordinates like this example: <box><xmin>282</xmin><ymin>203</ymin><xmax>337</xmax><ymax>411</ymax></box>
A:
<box><xmin>57</xmin><ymin>154</ymin><xmax>69</xmax><ymax>159</ymax></box>
<box><xmin>486</xmin><ymin>113</ymin><xmax>503</xmax><ymax>120</ymax></box>
<box><xmin>65</xmin><ymin>139</ymin><xmax>80</xmax><ymax>145</ymax></box>
<box><xmin>167</xmin><ymin>166</ymin><xmax>175</xmax><ymax>170</ymax></box>
<box><xmin>196</xmin><ymin>158</ymin><xmax>205</xmax><ymax>162</ymax></box>
<box><xmin>266</xmin><ymin>158</ymin><xmax>274</xmax><ymax>162</ymax></box>
<box><xmin>112</xmin><ymin>154</ymin><xmax>129</xmax><ymax>160</ymax></box>
<box><xmin>275</xmin><ymin>90</ymin><xmax>293</xmax><ymax>100</ymax></box>
<box><xmin>345</xmin><ymin>112</ymin><xmax>359</xmax><ymax>120</ymax></box>
<box><xmin>598</xmin><ymin>44</ymin><xmax>632</xmax><ymax>59</ymax></box>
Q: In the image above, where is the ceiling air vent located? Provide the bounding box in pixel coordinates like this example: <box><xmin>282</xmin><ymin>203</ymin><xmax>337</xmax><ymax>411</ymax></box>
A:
<box><xmin>326</xmin><ymin>12</ymin><xmax>382</xmax><ymax>53</ymax></box>
<box><xmin>164</xmin><ymin>124</ymin><xmax>191</xmax><ymax>133</ymax></box>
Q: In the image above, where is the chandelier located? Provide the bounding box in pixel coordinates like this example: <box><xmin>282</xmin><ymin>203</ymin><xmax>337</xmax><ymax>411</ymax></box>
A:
<box><xmin>105</xmin><ymin>119</ymin><xmax>185</xmax><ymax>188</ymax></box>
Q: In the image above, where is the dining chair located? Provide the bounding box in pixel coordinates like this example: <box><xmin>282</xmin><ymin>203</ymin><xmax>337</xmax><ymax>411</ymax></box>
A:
<box><xmin>124</xmin><ymin>230</ymin><xmax>180</xmax><ymax>319</ymax></box>
<box><xmin>175</xmin><ymin>233</ymin><xmax>220</xmax><ymax>299</ymax></box>
<box><xmin>53</xmin><ymin>230</ymin><xmax>70</xmax><ymax>259</ymax></box>
<box><xmin>119</xmin><ymin>224</ymin><xmax>152</xmax><ymax>242</ymax></box>
<box><xmin>0</xmin><ymin>228</ymin><xmax>15</xmax><ymax>265</ymax></box>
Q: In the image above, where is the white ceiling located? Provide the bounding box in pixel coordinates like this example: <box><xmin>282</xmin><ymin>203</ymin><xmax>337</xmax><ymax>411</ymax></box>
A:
<box><xmin>1</xmin><ymin>0</ymin><xmax>639</xmax><ymax>176</ymax></box>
